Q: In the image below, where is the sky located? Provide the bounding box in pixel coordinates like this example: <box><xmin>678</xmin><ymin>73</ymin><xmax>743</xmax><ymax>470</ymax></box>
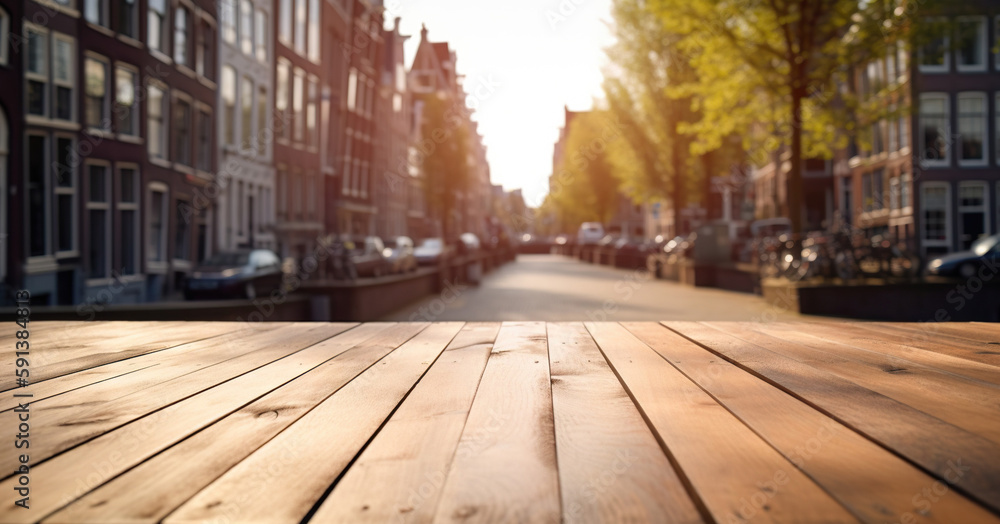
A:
<box><xmin>384</xmin><ymin>0</ymin><xmax>617</xmax><ymax>207</ymax></box>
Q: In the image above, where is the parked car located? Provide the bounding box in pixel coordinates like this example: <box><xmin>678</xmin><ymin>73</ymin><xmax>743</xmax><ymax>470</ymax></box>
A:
<box><xmin>415</xmin><ymin>238</ymin><xmax>447</xmax><ymax>266</ymax></box>
<box><xmin>349</xmin><ymin>236</ymin><xmax>391</xmax><ymax>278</ymax></box>
<box><xmin>383</xmin><ymin>236</ymin><xmax>417</xmax><ymax>274</ymax></box>
<box><xmin>185</xmin><ymin>249</ymin><xmax>284</xmax><ymax>300</ymax></box>
<box><xmin>577</xmin><ymin>222</ymin><xmax>605</xmax><ymax>245</ymax></box>
<box><xmin>927</xmin><ymin>234</ymin><xmax>1000</xmax><ymax>278</ymax></box>
<box><xmin>459</xmin><ymin>233</ymin><xmax>482</xmax><ymax>254</ymax></box>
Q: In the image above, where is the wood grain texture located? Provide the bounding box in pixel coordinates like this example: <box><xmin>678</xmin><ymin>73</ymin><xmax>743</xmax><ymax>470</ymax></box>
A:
<box><xmin>309</xmin><ymin>323</ymin><xmax>501</xmax><ymax>524</ymax></box>
<box><xmin>587</xmin><ymin>322</ymin><xmax>857</xmax><ymax>524</ymax></box>
<box><xmin>432</xmin><ymin>322</ymin><xmax>561</xmax><ymax>524</ymax></box>
<box><xmin>0</xmin><ymin>323</ymin><xmax>351</xmax><ymax>475</ymax></box>
<box><xmin>729</xmin><ymin>323</ymin><xmax>1000</xmax><ymax>444</ymax></box>
<box><xmin>547</xmin><ymin>322</ymin><xmax>701</xmax><ymax>524</ymax></box>
<box><xmin>0</xmin><ymin>321</ymin><xmax>241</xmax><ymax>391</ymax></box>
<box><xmin>847</xmin><ymin>323</ymin><xmax>1000</xmax><ymax>368</ymax></box>
<box><xmin>0</xmin><ymin>322</ymin><xmax>370</xmax><ymax>523</ymax></box>
<box><xmin>165</xmin><ymin>322</ymin><xmax>465</xmax><ymax>524</ymax></box>
<box><xmin>625</xmin><ymin>322</ymin><xmax>1000</xmax><ymax>524</ymax></box>
<box><xmin>790</xmin><ymin>322</ymin><xmax>1000</xmax><ymax>387</ymax></box>
<box><xmin>46</xmin><ymin>323</ymin><xmax>429</xmax><ymax>524</ymax></box>
<box><xmin>666</xmin><ymin>321</ymin><xmax>1000</xmax><ymax>514</ymax></box>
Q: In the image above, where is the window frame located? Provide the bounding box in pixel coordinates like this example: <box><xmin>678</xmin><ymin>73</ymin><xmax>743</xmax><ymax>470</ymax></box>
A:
<box><xmin>173</xmin><ymin>91</ymin><xmax>194</xmax><ymax>167</ymax></box>
<box><xmin>307</xmin><ymin>0</ymin><xmax>319</xmax><ymax>62</ymax></box>
<box><xmin>240</xmin><ymin>0</ymin><xmax>253</xmax><ymax>56</ymax></box>
<box><xmin>957</xmin><ymin>91</ymin><xmax>988</xmax><ymax>166</ymax></box>
<box><xmin>119</xmin><ymin>0</ymin><xmax>139</xmax><ymax>40</ymax></box>
<box><xmin>196</xmin><ymin>105</ymin><xmax>213</xmax><ymax>172</ymax></box>
<box><xmin>279</xmin><ymin>0</ymin><xmax>292</xmax><ymax>45</ymax></box>
<box><xmin>0</xmin><ymin>7</ymin><xmax>10</xmax><ymax>66</ymax></box>
<box><xmin>147</xmin><ymin>0</ymin><xmax>169</xmax><ymax>56</ymax></box>
<box><xmin>919</xmin><ymin>92</ymin><xmax>951</xmax><ymax>168</ymax></box>
<box><xmin>146</xmin><ymin>182</ymin><xmax>169</xmax><ymax>270</ymax></box>
<box><xmin>174</xmin><ymin>4</ymin><xmax>192</xmax><ymax>68</ymax></box>
<box><xmin>114</xmin><ymin>63</ymin><xmax>140</xmax><ymax>138</ymax></box>
<box><xmin>24</xmin><ymin>25</ymin><xmax>50</xmax><ymax>119</ymax></box>
<box><xmin>85</xmin><ymin>0</ymin><xmax>109</xmax><ymax>28</ymax></box>
<box><xmin>255</xmin><ymin>8</ymin><xmax>268</xmax><ymax>63</ymax></box>
<box><xmin>956</xmin><ymin>16</ymin><xmax>988</xmax><ymax>73</ymax></box>
<box><xmin>52</xmin><ymin>32</ymin><xmax>77</xmax><ymax>122</ymax></box>
<box><xmin>918</xmin><ymin>17</ymin><xmax>950</xmax><ymax>74</ymax></box>
<box><xmin>241</xmin><ymin>75</ymin><xmax>255</xmax><ymax>151</ymax></box>
<box><xmin>147</xmin><ymin>82</ymin><xmax>169</xmax><ymax>160</ymax></box>
<box><xmin>958</xmin><ymin>180</ymin><xmax>990</xmax><ymax>247</ymax></box>
<box><xmin>117</xmin><ymin>164</ymin><xmax>141</xmax><ymax>276</ymax></box>
<box><xmin>52</xmin><ymin>134</ymin><xmax>78</xmax><ymax>257</ymax></box>
<box><xmin>85</xmin><ymin>160</ymin><xmax>113</xmax><ymax>282</ymax></box>
<box><xmin>84</xmin><ymin>53</ymin><xmax>111</xmax><ymax>132</ymax></box>
<box><xmin>920</xmin><ymin>181</ymin><xmax>952</xmax><ymax>253</ymax></box>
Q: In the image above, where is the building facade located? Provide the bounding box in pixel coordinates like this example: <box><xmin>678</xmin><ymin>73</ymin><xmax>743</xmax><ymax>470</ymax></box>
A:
<box><xmin>8</xmin><ymin>0</ymin><xmax>218</xmax><ymax>305</ymax></box>
<box><xmin>272</xmin><ymin>0</ymin><xmax>325</xmax><ymax>260</ymax></box>
<box><xmin>216</xmin><ymin>0</ymin><xmax>275</xmax><ymax>252</ymax></box>
<box><xmin>372</xmin><ymin>16</ymin><xmax>410</xmax><ymax>240</ymax></box>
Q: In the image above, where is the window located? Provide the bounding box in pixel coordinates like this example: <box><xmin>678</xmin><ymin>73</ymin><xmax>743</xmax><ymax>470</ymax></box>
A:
<box><xmin>174</xmin><ymin>97</ymin><xmax>192</xmax><ymax>166</ymax></box>
<box><xmin>307</xmin><ymin>0</ymin><xmax>319</xmax><ymax>62</ymax></box>
<box><xmin>175</xmin><ymin>200</ymin><xmax>191</xmax><ymax>260</ymax></box>
<box><xmin>118</xmin><ymin>167</ymin><xmax>139</xmax><ymax>275</ymax></box>
<box><xmin>0</xmin><ymin>7</ymin><xmax>9</xmax><ymax>66</ymax></box>
<box><xmin>277</xmin><ymin>170</ymin><xmax>287</xmax><ymax>219</ymax></box>
<box><xmin>365</xmin><ymin>79</ymin><xmax>374</xmax><ymax>117</ymax></box>
<box><xmin>241</xmin><ymin>76</ymin><xmax>254</xmax><ymax>148</ymax></box>
<box><xmin>862</xmin><ymin>169</ymin><xmax>885</xmax><ymax>212</ymax></box>
<box><xmin>240</xmin><ymin>0</ymin><xmax>253</xmax><ymax>56</ymax></box>
<box><xmin>919</xmin><ymin>18</ymin><xmax>948</xmax><ymax>73</ymax></box>
<box><xmin>27</xmin><ymin>135</ymin><xmax>48</xmax><ymax>257</ymax></box>
<box><xmin>888</xmin><ymin>110</ymin><xmax>898</xmax><ymax>153</ymax></box>
<box><xmin>119</xmin><ymin>0</ymin><xmax>138</xmax><ymax>39</ymax></box>
<box><xmin>921</xmin><ymin>183</ymin><xmax>950</xmax><ymax>251</ymax></box>
<box><xmin>347</xmin><ymin>68</ymin><xmax>358</xmax><ymax>111</ymax></box>
<box><xmin>293</xmin><ymin>68</ymin><xmax>304</xmax><ymax>142</ymax></box>
<box><xmin>277</xmin><ymin>60</ymin><xmax>291</xmax><ymax>139</ymax></box>
<box><xmin>871</xmin><ymin>121</ymin><xmax>884</xmax><ymax>155</ymax></box>
<box><xmin>958</xmin><ymin>92</ymin><xmax>986</xmax><ymax>165</ymax></box>
<box><xmin>920</xmin><ymin>93</ymin><xmax>949</xmax><ymax>165</ymax></box>
<box><xmin>54</xmin><ymin>136</ymin><xmax>76</xmax><ymax>254</ymax></box>
<box><xmin>222</xmin><ymin>66</ymin><xmax>237</xmax><ymax>146</ymax></box>
<box><xmin>222</xmin><ymin>0</ymin><xmax>236</xmax><ymax>44</ymax></box>
<box><xmin>53</xmin><ymin>35</ymin><xmax>75</xmax><ymax>121</ymax></box>
<box><xmin>255</xmin><ymin>9</ymin><xmax>267</xmax><ymax>62</ymax></box>
<box><xmin>148</xmin><ymin>85</ymin><xmax>168</xmax><ymax>159</ymax></box>
<box><xmin>307</xmin><ymin>77</ymin><xmax>317</xmax><ymax>147</ymax></box>
<box><xmin>357</xmin><ymin>74</ymin><xmax>366</xmax><ymax>116</ymax></box>
<box><xmin>279</xmin><ymin>0</ymin><xmax>292</xmax><ymax>45</ymax></box>
<box><xmin>889</xmin><ymin>177</ymin><xmax>901</xmax><ymax>212</ymax></box>
<box><xmin>87</xmin><ymin>164</ymin><xmax>111</xmax><ymax>280</ymax></box>
<box><xmin>958</xmin><ymin>182</ymin><xmax>988</xmax><ymax>250</ymax></box>
<box><xmin>257</xmin><ymin>87</ymin><xmax>267</xmax><ymax>152</ymax></box>
<box><xmin>148</xmin><ymin>185</ymin><xmax>168</xmax><ymax>264</ymax></box>
<box><xmin>175</xmin><ymin>7</ymin><xmax>192</xmax><ymax>66</ymax></box>
<box><xmin>115</xmin><ymin>66</ymin><xmax>138</xmax><ymax>136</ymax></box>
<box><xmin>197</xmin><ymin>109</ymin><xmax>212</xmax><ymax>171</ymax></box>
<box><xmin>85</xmin><ymin>57</ymin><xmax>110</xmax><ymax>130</ymax></box>
<box><xmin>197</xmin><ymin>21</ymin><xmax>214</xmax><ymax>78</ymax></box>
<box><xmin>294</xmin><ymin>0</ymin><xmax>306</xmax><ymax>55</ymax></box>
<box><xmin>899</xmin><ymin>113</ymin><xmax>909</xmax><ymax>151</ymax></box>
<box><xmin>25</xmin><ymin>27</ymin><xmax>48</xmax><ymax>117</ymax></box>
<box><xmin>956</xmin><ymin>17</ymin><xmax>987</xmax><ymax>72</ymax></box>
<box><xmin>237</xmin><ymin>181</ymin><xmax>244</xmax><ymax>235</ymax></box>
<box><xmin>85</xmin><ymin>0</ymin><xmax>108</xmax><ymax>27</ymax></box>
<box><xmin>148</xmin><ymin>0</ymin><xmax>168</xmax><ymax>54</ymax></box>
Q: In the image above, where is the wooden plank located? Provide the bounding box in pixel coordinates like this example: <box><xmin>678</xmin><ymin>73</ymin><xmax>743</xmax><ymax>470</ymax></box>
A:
<box><xmin>665</xmin><ymin>321</ymin><xmax>1000</xmax><ymax>514</ymax></box>
<box><xmin>625</xmin><ymin>322</ymin><xmax>1000</xmax><ymax>524</ymax></box>
<box><xmin>430</xmin><ymin>321</ymin><xmax>561</xmax><ymax>524</ymax></box>
<box><xmin>308</xmin><ymin>323</ymin><xmax>501</xmax><ymax>524</ymax></box>
<box><xmin>45</xmin><ymin>323</ymin><xmax>430</xmax><ymax>524</ymax></box>
<box><xmin>0</xmin><ymin>322</ymin><xmax>392</xmax><ymax>523</ymax></box>
<box><xmin>546</xmin><ymin>322</ymin><xmax>701</xmax><ymax>524</ymax></box>
<box><xmin>847</xmin><ymin>323</ymin><xmax>1000</xmax><ymax>368</ymax></box>
<box><xmin>788</xmin><ymin>321</ymin><xmax>1000</xmax><ymax>387</ymax></box>
<box><xmin>0</xmin><ymin>322</ymin><xmax>352</xmax><ymax>475</ymax></box>
<box><xmin>725</xmin><ymin>323</ymin><xmax>1000</xmax><ymax>444</ymax></box>
<box><xmin>0</xmin><ymin>321</ymin><xmax>237</xmax><ymax>391</ymax></box>
<box><xmin>0</xmin><ymin>323</ymin><xmax>284</xmax><ymax>413</ymax></box>
<box><xmin>164</xmin><ymin>322</ymin><xmax>465</xmax><ymax>524</ymax></box>
<box><xmin>587</xmin><ymin>322</ymin><xmax>857</xmax><ymax>524</ymax></box>
<box><xmin>874</xmin><ymin>322</ymin><xmax>1000</xmax><ymax>346</ymax></box>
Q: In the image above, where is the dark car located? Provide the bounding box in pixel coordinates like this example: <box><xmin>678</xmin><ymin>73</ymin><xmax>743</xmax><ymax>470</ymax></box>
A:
<box><xmin>349</xmin><ymin>236</ymin><xmax>391</xmax><ymax>278</ymax></box>
<box><xmin>415</xmin><ymin>238</ymin><xmax>447</xmax><ymax>265</ymax></box>
<box><xmin>927</xmin><ymin>234</ymin><xmax>1000</xmax><ymax>278</ymax></box>
<box><xmin>384</xmin><ymin>236</ymin><xmax>417</xmax><ymax>274</ymax></box>
<box><xmin>185</xmin><ymin>250</ymin><xmax>284</xmax><ymax>300</ymax></box>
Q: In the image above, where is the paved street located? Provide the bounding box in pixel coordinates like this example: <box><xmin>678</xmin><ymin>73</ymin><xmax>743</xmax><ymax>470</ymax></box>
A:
<box><xmin>382</xmin><ymin>254</ymin><xmax>802</xmax><ymax>321</ymax></box>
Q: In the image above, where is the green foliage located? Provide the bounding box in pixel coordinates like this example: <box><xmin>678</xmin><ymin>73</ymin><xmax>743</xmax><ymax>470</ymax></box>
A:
<box><xmin>417</xmin><ymin>93</ymin><xmax>471</xmax><ymax>238</ymax></box>
<box><xmin>549</xmin><ymin>111</ymin><xmax>624</xmax><ymax>230</ymax></box>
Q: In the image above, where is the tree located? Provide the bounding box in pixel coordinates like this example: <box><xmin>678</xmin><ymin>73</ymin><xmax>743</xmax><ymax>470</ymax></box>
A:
<box><xmin>549</xmin><ymin>110</ymin><xmax>623</xmax><ymax>230</ymax></box>
<box><xmin>416</xmin><ymin>93</ymin><xmax>471</xmax><ymax>239</ymax></box>
<box><xmin>652</xmin><ymin>0</ymin><xmax>915</xmax><ymax>234</ymax></box>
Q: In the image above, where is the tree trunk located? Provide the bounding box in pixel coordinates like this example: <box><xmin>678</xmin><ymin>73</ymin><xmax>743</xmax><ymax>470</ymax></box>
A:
<box><xmin>788</xmin><ymin>84</ymin><xmax>805</xmax><ymax>235</ymax></box>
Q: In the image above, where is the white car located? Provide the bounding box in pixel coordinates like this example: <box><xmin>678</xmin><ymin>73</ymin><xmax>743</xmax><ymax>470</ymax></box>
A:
<box><xmin>577</xmin><ymin>222</ymin><xmax>605</xmax><ymax>245</ymax></box>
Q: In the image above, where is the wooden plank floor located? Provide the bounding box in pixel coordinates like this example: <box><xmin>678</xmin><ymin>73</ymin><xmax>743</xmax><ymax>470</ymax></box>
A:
<box><xmin>3</xmin><ymin>321</ymin><xmax>999</xmax><ymax>523</ymax></box>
